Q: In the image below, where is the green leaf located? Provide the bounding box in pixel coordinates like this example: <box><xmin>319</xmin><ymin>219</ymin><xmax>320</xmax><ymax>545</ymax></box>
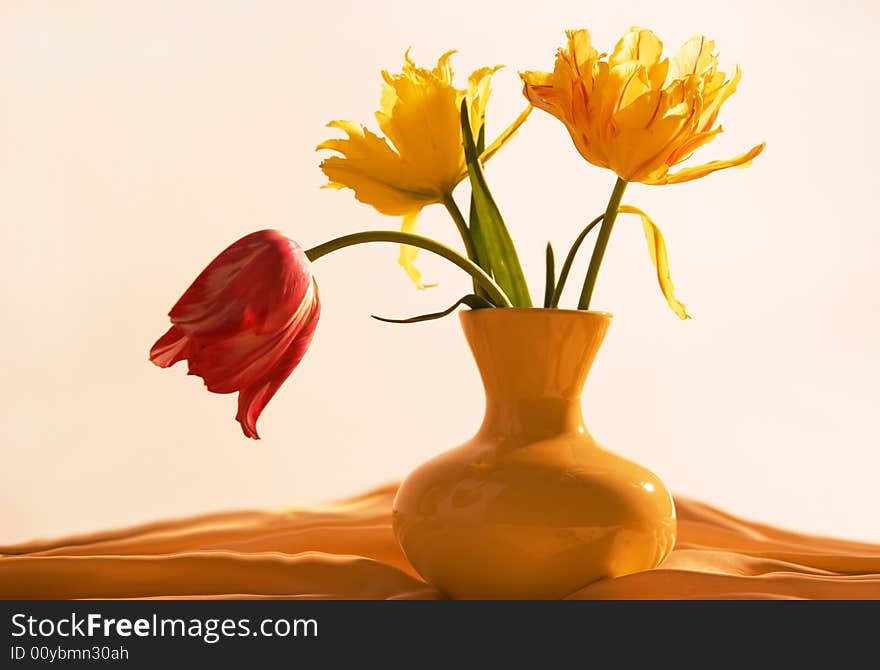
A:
<box><xmin>371</xmin><ymin>294</ymin><xmax>493</xmax><ymax>324</ymax></box>
<box><xmin>460</xmin><ymin>100</ymin><xmax>532</xmax><ymax>308</ymax></box>
<box><xmin>468</xmin><ymin>125</ymin><xmax>492</xmax><ymax>277</ymax></box>
<box><xmin>543</xmin><ymin>242</ymin><xmax>556</xmax><ymax>308</ymax></box>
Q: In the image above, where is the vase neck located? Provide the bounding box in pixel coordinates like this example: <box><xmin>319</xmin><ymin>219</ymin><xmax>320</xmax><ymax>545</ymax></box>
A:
<box><xmin>460</xmin><ymin>309</ymin><xmax>611</xmax><ymax>443</ymax></box>
<box><xmin>480</xmin><ymin>396</ymin><xmax>586</xmax><ymax>441</ymax></box>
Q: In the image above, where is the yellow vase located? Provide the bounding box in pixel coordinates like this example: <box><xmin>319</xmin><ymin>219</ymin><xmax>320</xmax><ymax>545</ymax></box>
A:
<box><xmin>392</xmin><ymin>308</ymin><xmax>676</xmax><ymax>599</ymax></box>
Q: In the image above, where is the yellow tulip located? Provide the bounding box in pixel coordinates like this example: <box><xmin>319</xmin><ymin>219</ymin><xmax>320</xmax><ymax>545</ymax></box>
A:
<box><xmin>318</xmin><ymin>50</ymin><xmax>529</xmax><ymax>287</ymax></box>
<box><xmin>521</xmin><ymin>28</ymin><xmax>764</xmax><ymax>185</ymax></box>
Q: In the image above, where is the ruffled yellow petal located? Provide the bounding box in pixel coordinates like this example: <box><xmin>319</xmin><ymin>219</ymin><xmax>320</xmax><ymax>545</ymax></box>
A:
<box><xmin>318</xmin><ymin>121</ymin><xmax>439</xmax><ymax>216</ymax></box>
<box><xmin>667</xmin><ymin>34</ymin><xmax>717</xmax><ymax>81</ymax></box>
<box><xmin>653</xmin><ymin>142</ymin><xmax>766</xmax><ymax>185</ymax></box>
<box><xmin>618</xmin><ymin>205</ymin><xmax>690</xmax><ymax>319</ymax></box>
<box><xmin>431</xmin><ymin>49</ymin><xmax>456</xmax><ymax>83</ymax></box>
<box><xmin>522</xmin><ymin>39</ymin><xmax>608</xmax><ymax>170</ymax></box>
<box><xmin>661</xmin><ymin>125</ymin><xmax>724</xmax><ymax>169</ymax></box>
<box><xmin>376</xmin><ymin>60</ymin><xmax>462</xmax><ymax>187</ymax></box>
<box><xmin>609</xmin><ymin>108</ymin><xmax>692</xmax><ymax>181</ymax></box>
<box><xmin>320</xmin><ymin>50</ymin><xmax>516</xmax><ymax>221</ymax></box>
<box><xmin>609</xmin><ymin>27</ymin><xmax>663</xmax><ymax>69</ymax></box>
<box><xmin>520</xmin><ymin>70</ymin><xmax>569</xmax><ymax>121</ymax></box>
<box><xmin>599</xmin><ymin>62</ymin><xmax>643</xmax><ymax>121</ymax></box>
<box><xmin>698</xmin><ymin>65</ymin><xmax>741</xmax><ymax>132</ymax></box>
<box><xmin>467</xmin><ymin>65</ymin><xmax>503</xmax><ymax>132</ymax></box>
<box><xmin>611</xmin><ymin>88</ymin><xmax>662</xmax><ymax>131</ymax></box>
<box><xmin>564</xmin><ymin>29</ymin><xmax>599</xmax><ymax>74</ymax></box>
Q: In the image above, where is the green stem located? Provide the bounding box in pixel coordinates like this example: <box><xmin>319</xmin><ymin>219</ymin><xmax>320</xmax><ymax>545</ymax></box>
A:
<box><xmin>578</xmin><ymin>177</ymin><xmax>628</xmax><ymax>310</ymax></box>
<box><xmin>442</xmin><ymin>193</ymin><xmax>477</xmax><ymax>263</ymax></box>
<box><xmin>443</xmin><ymin>193</ymin><xmax>484</xmax><ymax>298</ymax></box>
<box><xmin>550</xmin><ymin>214</ymin><xmax>603</xmax><ymax>308</ymax></box>
<box><xmin>305</xmin><ymin>230</ymin><xmax>512</xmax><ymax>308</ymax></box>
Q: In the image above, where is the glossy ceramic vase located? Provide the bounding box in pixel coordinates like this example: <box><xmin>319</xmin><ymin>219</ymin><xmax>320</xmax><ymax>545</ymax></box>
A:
<box><xmin>392</xmin><ymin>308</ymin><xmax>676</xmax><ymax>599</ymax></box>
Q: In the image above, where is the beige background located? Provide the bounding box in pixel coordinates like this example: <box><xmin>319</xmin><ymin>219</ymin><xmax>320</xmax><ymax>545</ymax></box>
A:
<box><xmin>2</xmin><ymin>0</ymin><xmax>878</xmax><ymax>544</ymax></box>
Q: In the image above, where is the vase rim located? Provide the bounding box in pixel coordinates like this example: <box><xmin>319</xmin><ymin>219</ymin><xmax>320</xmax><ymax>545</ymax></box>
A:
<box><xmin>460</xmin><ymin>307</ymin><xmax>613</xmax><ymax>319</ymax></box>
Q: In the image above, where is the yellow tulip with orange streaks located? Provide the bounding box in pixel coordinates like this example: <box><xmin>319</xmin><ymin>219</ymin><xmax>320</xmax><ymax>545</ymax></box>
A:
<box><xmin>521</xmin><ymin>27</ymin><xmax>765</xmax><ymax>185</ymax></box>
<box><xmin>522</xmin><ymin>27</ymin><xmax>764</xmax><ymax>317</ymax></box>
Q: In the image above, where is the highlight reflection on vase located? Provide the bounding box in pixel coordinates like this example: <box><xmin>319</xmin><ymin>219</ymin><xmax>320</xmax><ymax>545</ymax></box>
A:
<box><xmin>393</xmin><ymin>308</ymin><xmax>676</xmax><ymax>599</ymax></box>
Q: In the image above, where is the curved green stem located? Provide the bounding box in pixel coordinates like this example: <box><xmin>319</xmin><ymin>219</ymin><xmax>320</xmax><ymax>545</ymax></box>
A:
<box><xmin>578</xmin><ymin>177</ymin><xmax>628</xmax><ymax>310</ymax></box>
<box><xmin>550</xmin><ymin>214</ymin><xmax>604</xmax><ymax>308</ymax></box>
<box><xmin>305</xmin><ymin>231</ymin><xmax>512</xmax><ymax>308</ymax></box>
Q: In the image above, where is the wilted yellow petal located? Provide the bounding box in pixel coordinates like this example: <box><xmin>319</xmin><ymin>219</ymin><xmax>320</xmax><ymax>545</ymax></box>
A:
<box><xmin>397</xmin><ymin>211</ymin><xmax>431</xmax><ymax>289</ymax></box>
<box><xmin>480</xmin><ymin>105</ymin><xmax>533</xmax><ymax>163</ymax></box>
<box><xmin>657</xmin><ymin>142</ymin><xmax>766</xmax><ymax>185</ymax></box>
<box><xmin>618</xmin><ymin>205</ymin><xmax>690</xmax><ymax>319</ymax></box>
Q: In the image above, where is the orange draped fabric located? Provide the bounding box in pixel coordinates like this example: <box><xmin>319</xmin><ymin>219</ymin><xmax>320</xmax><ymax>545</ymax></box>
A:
<box><xmin>2</xmin><ymin>485</ymin><xmax>879</xmax><ymax>600</ymax></box>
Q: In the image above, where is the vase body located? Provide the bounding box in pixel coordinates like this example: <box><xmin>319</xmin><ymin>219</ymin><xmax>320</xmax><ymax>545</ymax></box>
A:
<box><xmin>392</xmin><ymin>308</ymin><xmax>676</xmax><ymax>599</ymax></box>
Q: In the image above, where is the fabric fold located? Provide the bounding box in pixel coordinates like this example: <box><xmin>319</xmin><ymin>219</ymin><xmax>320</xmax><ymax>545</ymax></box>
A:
<box><xmin>2</xmin><ymin>485</ymin><xmax>877</xmax><ymax>600</ymax></box>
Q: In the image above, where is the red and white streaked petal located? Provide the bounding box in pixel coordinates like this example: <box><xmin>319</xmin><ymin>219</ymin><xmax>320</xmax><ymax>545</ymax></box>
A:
<box><xmin>150</xmin><ymin>230</ymin><xmax>321</xmax><ymax>439</ymax></box>
<box><xmin>235</xmin><ymin>283</ymin><xmax>321</xmax><ymax>438</ymax></box>
<box><xmin>168</xmin><ymin>231</ymin><xmax>313</xmax><ymax>338</ymax></box>
<box><xmin>149</xmin><ymin>325</ymin><xmax>190</xmax><ymax>368</ymax></box>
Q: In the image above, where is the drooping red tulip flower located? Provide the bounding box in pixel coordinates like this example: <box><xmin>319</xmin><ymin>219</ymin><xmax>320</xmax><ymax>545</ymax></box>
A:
<box><xmin>150</xmin><ymin>230</ymin><xmax>320</xmax><ymax>439</ymax></box>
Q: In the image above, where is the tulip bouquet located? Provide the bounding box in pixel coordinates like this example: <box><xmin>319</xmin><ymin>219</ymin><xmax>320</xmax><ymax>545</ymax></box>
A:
<box><xmin>151</xmin><ymin>27</ymin><xmax>763</xmax><ymax>438</ymax></box>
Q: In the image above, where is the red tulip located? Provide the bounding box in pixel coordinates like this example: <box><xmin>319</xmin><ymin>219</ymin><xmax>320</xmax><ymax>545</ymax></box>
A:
<box><xmin>150</xmin><ymin>230</ymin><xmax>320</xmax><ymax>439</ymax></box>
